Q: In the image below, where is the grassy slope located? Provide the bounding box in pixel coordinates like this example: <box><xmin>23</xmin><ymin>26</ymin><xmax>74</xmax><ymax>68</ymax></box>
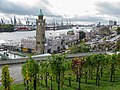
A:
<box><xmin>0</xmin><ymin>74</ymin><xmax>120</xmax><ymax>90</ymax></box>
<box><xmin>0</xmin><ymin>68</ymin><xmax>120</xmax><ymax>90</ymax></box>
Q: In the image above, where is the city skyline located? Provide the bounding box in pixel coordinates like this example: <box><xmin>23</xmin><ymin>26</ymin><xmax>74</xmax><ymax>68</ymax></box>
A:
<box><xmin>0</xmin><ymin>0</ymin><xmax>120</xmax><ymax>24</ymax></box>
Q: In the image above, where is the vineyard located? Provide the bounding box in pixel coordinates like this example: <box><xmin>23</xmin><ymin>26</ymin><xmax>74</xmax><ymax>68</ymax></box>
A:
<box><xmin>1</xmin><ymin>53</ymin><xmax>120</xmax><ymax>90</ymax></box>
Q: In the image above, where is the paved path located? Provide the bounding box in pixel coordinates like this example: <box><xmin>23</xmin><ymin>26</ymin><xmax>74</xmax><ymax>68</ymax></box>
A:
<box><xmin>0</xmin><ymin>64</ymin><xmax>23</xmax><ymax>85</ymax></box>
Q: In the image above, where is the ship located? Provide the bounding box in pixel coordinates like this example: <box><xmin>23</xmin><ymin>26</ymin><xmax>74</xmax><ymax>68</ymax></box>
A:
<box><xmin>14</xmin><ymin>25</ymin><xmax>35</xmax><ymax>31</ymax></box>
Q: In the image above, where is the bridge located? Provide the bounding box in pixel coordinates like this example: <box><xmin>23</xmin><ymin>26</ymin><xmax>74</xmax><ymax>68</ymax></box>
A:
<box><xmin>0</xmin><ymin>52</ymin><xmax>107</xmax><ymax>65</ymax></box>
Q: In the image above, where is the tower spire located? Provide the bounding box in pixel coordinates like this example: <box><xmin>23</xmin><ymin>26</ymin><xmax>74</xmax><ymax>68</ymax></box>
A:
<box><xmin>38</xmin><ymin>9</ymin><xmax>43</xmax><ymax>16</ymax></box>
<box><xmin>38</xmin><ymin>9</ymin><xmax>43</xmax><ymax>20</ymax></box>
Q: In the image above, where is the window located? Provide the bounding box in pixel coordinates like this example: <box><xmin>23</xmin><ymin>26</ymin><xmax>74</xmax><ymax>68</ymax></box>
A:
<box><xmin>37</xmin><ymin>42</ymin><xmax>40</xmax><ymax>44</ymax></box>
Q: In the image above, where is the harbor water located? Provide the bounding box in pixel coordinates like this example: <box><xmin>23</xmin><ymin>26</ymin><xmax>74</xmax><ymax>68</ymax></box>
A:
<box><xmin>0</xmin><ymin>29</ymin><xmax>70</xmax><ymax>44</ymax></box>
<box><xmin>0</xmin><ymin>27</ymin><xmax>92</xmax><ymax>44</ymax></box>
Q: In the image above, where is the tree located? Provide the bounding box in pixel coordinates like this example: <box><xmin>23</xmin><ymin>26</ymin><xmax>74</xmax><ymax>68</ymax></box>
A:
<box><xmin>116</xmin><ymin>38</ymin><xmax>120</xmax><ymax>51</ymax></box>
<box><xmin>1</xmin><ymin>65</ymin><xmax>13</xmax><ymax>90</ymax></box>
<box><xmin>78</xmin><ymin>31</ymin><xmax>86</xmax><ymax>39</ymax></box>
<box><xmin>86</xmin><ymin>54</ymin><xmax>105</xmax><ymax>86</ymax></box>
<box><xmin>65</xmin><ymin>60</ymin><xmax>72</xmax><ymax>86</ymax></box>
<box><xmin>83</xmin><ymin>57</ymin><xmax>89</xmax><ymax>83</ymax></box>
<box><xmin>92</xmin><ymin>54</ymin><xmax>103</xmax><ymax>86</ymax></box>
<box><xmin>0</xmin><ymin>24</ymin><xmax>14</xmax><ymax>32</ymax></box>
<box><xmin>39</xmin><ymin>61</ymin><xmax>50</xmax><ymax>87</ymax></box>
<box><xmin>22</xmin><ymin>56</ymin><xmax>39</xmax><ymax>90</ymax></box>
<box><xmin>49</xmin><ymin>54</ymin><xmax>66</xmax><ymax>90</ymax></box>
<box><xmin>85</xmin><ymin>55</ymin><xmax>96</xmax><ymax>80</ymax></box>
<box><xmin>22</xmin><ymin>61</ymin><xmax>29</xmax><ymax>90</ymax></box>
<box><xmin>116</xmin><ymin>27</ymin><xmax>120</xmax><ymax>35</ymax></box>
<box><xmin>69</xmin><ymin>41</ymin><xmax>90</xmax><ymax>53</ymax></box>
<box><xmin>72</xmin><ymin>57</ymin><xmax>85</xmax><ymax>90</ymax></box>
<box><xmin>109</xmin><ymin>54</ymin><xmax>118</xmax><ymax>82</ymax></box>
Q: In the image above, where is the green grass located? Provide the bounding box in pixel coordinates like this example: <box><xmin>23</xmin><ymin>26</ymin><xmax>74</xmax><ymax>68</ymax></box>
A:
<box><xmin>0</xmin><ymin>78</ymin><xmax>120</xmax><ymax>90</ymax></box>
<box><xmin>1</xmin><ymin>76</ymin><xmax>120</xmax><ymax>90</ymax></box>
<box><xmin>1</xmin><ymin>69</ymin><xmax>120</xmax><ymax>90</ymax></box>
<box><xmin>0</xmin><ymin>83</ymin><xmax>24</xmax><ymax>90</ymax></box>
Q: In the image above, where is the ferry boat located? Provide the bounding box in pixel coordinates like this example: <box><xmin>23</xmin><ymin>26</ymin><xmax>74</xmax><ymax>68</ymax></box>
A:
<box><xmin>17</xmin><ymin>26</ymin><xmax>30</xmax><ymax>31</ymax></box>
<box><xmin>14</xmin><ymin>25</ymin><xmax>33</xmax><ymax>31</ymax></box>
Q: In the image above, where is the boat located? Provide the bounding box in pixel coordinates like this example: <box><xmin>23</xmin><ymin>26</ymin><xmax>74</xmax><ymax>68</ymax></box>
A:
<box><xmin>14</xmin><ymin>25</ymin><xmax>33</xmax><ymax>31</ymax></box>
<box><xmin>17</xmin><ymin>26</ymin><xmax>29</xmax><ymax>31</ymax></box>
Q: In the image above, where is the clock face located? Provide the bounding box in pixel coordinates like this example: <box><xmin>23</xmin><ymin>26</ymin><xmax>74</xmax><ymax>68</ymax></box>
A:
<box><xmin>38</xmin><ymin>22</ymin><xmax>40</xmax><ymax>25</ymax></box>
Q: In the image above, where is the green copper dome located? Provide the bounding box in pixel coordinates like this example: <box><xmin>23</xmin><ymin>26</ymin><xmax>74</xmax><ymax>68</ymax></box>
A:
<box><xmin>38</xmin><ymin>9</ymin><xmax>43</xmax><ymax>16</ymax></box>
<box><xmin>67</xmin><ymin>29</ymin><xmax>75</xmax><ymax>35</ymax></box>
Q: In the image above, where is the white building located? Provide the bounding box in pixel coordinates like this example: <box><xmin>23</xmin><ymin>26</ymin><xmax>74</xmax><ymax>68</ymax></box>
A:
<box><xmin>21</xmin><ymin>27</ymin><xmax>92</xmax><ymax>53</ymax></box>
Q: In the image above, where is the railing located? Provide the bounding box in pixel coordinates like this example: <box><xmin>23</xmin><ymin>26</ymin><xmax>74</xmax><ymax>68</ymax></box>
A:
<box><xmin>0</xmin><ymin>52</ymin><xmax>106</xmax><ymax>65</ymax></box>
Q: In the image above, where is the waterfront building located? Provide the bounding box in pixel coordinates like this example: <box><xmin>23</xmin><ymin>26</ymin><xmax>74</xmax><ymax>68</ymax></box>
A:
<box><xmin>20</xmin><ymin>30</ymin><xmax>82</xmax><ymax>54</ymax></box>
<box><xmin>36</xmin><ymin>9</ymin><xmax>46</xmax><ymax>54</ymax></box>
<box><xmin>114</xmin><ymin>21</ymin><xmax>117</xmax><ymax>26</ymax></box>
<box><xmin>45</xmin><ymin>32</ymin><xmax>80</xmax><ymax>53</ymax></box>
<box><xmin>21</xmin><ymin>37</ymin><xmax>36</xmax><ymax>53</ymax></box>
<box><xmin>109</xmin><ymin>20</ymin><xmax>113</xmax><ymax>26</ymax></box>
<box><xmin>99</xmin><ymin>26</ymin><xmax>111</xmax><ymax>35</ymax></box>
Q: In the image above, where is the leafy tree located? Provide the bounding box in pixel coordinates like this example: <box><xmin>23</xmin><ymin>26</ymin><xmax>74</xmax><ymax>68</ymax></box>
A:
<box><xmin>39</xmin><ymin>61</ymin><xmax>50</xmax><ymax>87</ymax></box>
<box><xmin>64</xmin><ymin>60</ymin><xmax>72</xmax><ymax>87</ymax></box>
<box><xmin>85</xmin><ymin>55</ymin><xmax>96</xmax><ymax>80</ymax></box>
<box><xmin>116</xmin><ymin>38</ymin><xmax>120</xmax><ymax>51</ymax></box>
<box><xmin>78</xmin><ymin>31</ymin><xmax>86</xmax><ymax>39</ymax></box>
<box><xmin>83</xmin><ymin>57</ymin><xmax>89</xmax><ymax>83</ymax></box>
<box><xmin>69</xmin><ymin>41</ymin><xmax>90</xmax><ymax>53</ymax></box>
<box><xmin>49</xmin><ymin>54</ymin><xmax>66</xmax><ymax>90</ymax></box>
<box><xmin>22</xmin><ymin>56</ymin><xmax>39</xmax><ymax>90</ymax></box>
<box><xmin>109</xmin><ymin>54</ymin><xmax>118</xmax><ymax>82</ymax></box>
<box><xmin>116</xmin><ymin>27</ymin><xmax>120</xmax><ymax>34</ymax></box>
<box><xmin>72</xmin><ymin>57</ymin><xmax>85</xmax><ymax>90</ymax></box>
<box><xmin>0</xmin><ymin>24</ymin><xmax>14</xmax><ymax>32</ymax></box>
<box><xmin>86</xmin><ymin>54</ymin><xmax>105</xmax><ymax>86</ymax></box>
<box><xmin>1</xmin><ymin>65</ymin><xmax>13</xmax><ymax>90</ymax></box>
<box><xmin>22</xmin><ymin>61</ymin><xmax>29</xmax><ymax>90</ymax></box>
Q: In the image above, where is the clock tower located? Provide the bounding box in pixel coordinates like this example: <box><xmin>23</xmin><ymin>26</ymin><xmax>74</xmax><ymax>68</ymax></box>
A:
<box><xmin>36</xmin><ymin>9</ymin><xmax>45</xmax><ymax>53</ymax></box>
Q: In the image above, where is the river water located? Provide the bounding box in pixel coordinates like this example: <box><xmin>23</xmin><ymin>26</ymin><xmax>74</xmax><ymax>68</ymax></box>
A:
<box><xmin>0</xmin><ymin>27</ymin><xmax>92</xmax><ymax>44</ymax></box>
<box><xmin>0</xmin><ymin>30</ymin><xmax>70</xmax><ymax>44</ymax></box>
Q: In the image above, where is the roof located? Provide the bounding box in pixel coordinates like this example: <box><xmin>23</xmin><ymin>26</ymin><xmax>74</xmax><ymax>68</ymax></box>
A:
<box><xmin>38</xmin><ymin>9</ymin><xmax>43</xmax><ymax>16</ymax></box>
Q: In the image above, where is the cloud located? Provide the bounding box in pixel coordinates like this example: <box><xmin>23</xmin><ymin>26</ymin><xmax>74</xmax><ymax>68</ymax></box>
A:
<box><xmin>95</xmin><ymin>1</ymin><xmax>120</xmax><ymax>16</ymax></box>
<box><xmin>70</xmin><ymin>15</ymin><xmax>106</xmax><ymax>23</ymax></box>
<box><xmin>0</xmin><ymin>0</ymin><xmax>62</xmax><ymax>18</ymax></box>
<box><xmin>42</xmin><ymin>0</ymin><xmax>51</xmax><ymax>6</ymax></box>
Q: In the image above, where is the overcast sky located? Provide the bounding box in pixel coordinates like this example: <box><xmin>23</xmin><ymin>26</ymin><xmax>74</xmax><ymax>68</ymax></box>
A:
<box><xmin>0</xmin><ymin>0</ymin><xmax>120</xmax><ymax>24</ymax></box>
